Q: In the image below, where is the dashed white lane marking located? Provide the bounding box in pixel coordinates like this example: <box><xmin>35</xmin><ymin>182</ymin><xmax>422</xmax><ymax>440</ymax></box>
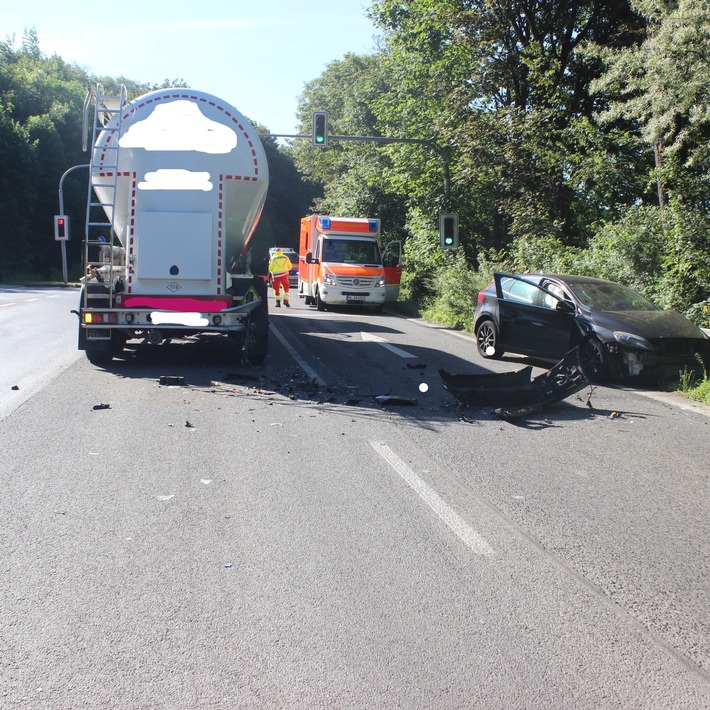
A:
<box><xmin>270</xmin><ymin>322</ymin><xmax>327</xmax><ymax>386</ymax></box>
<box><xmin>371</xmin><ymin>441</ymin><xmax>495</xmax><ymax>557</ymax></box>
<box><xmin>360</xmin><ymin>331</ymin><xmax>417</xmax><ymax>359</ymax></box>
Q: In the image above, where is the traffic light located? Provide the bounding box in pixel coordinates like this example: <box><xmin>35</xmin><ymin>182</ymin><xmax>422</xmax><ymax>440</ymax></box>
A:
<box><xmin>312</xmin><ymin>112</ymin><xmax>328</xmax><ymax>147</ymax></box>
<box><xmin>439</xmin><ymin>213</ymin><xmax>459</xmax><ymax>250</ymax></box>
<box><xmin>54</xmin><ymin>215</ymin><xmax>70</xmax><ymax>241</ymax></box>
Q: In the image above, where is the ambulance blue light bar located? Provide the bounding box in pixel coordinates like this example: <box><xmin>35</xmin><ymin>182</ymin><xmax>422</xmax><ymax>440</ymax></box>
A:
<box><xmin>368</xmin><ymin>220</ymin><xmax>378</xmax><ymax>232</ymax></box>
<box><xmin>320</xmin><ymin>216</ymin><xmax>331</xmax><ymax>229</ymax></box>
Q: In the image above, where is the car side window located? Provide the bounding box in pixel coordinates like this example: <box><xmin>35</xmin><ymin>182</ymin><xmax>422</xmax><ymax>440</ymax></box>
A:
<box><xmin>540</xmin><ymin>283</ymin><xmax>562</xmax><ymax>309</ymax></box>
<box><xmin>500</xmin><ymin>277</ymin><xmax>540</xmax><ymax>305</ymax></box>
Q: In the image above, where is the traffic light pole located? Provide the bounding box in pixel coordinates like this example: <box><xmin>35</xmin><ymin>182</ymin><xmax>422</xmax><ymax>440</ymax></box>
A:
<box><xmin>57</xmin><ymin>163</ymin><xmax>90</xmax><ymax>284</ymax></box>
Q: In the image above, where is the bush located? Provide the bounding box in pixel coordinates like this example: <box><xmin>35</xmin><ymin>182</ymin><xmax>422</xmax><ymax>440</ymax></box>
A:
<box><xmin>420</xmin><ymin>257</ymin><xmax>490</xmax><ymax>331</ymax></box>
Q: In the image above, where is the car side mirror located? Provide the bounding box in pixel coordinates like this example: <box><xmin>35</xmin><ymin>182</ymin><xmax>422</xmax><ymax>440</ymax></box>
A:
<box><xmin>556</xmin><ymin>300</ymin><xmax>575</xmax><ymax>314</ymax></box>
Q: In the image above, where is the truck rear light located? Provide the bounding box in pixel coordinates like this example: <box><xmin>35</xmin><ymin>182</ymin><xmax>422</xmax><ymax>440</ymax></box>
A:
<box><xmin>83</xmin><ymin>312</ymin><xmax>118</xmax><ymax>324</ymax></box>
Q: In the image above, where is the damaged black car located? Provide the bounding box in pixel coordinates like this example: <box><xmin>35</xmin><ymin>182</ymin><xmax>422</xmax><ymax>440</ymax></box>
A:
<box><xmin>474</xmin><ymin>273</ymin><xmax>710</xmax><ymax>382</ymax></box>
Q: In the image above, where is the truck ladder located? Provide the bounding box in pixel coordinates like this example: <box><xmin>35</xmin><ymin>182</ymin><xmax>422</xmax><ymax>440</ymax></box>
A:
<box><xmin>82</xmin><ymin>83</ymin><xmax>127</xmax><ymax>310</ymax></box>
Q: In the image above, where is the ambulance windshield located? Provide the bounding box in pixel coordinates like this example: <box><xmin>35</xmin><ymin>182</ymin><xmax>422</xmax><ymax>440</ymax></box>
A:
<box><xmin>321</xmin><ymin>238</ymin><xmax>381</xmax><ymax>266</ymax></box>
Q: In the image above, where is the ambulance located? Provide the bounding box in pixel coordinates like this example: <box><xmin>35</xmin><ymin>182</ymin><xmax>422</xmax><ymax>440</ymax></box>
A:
<box><xmin>298</xmin><ymin>216</ymin><xmax>402</xmax><ymax>311</ymax></box>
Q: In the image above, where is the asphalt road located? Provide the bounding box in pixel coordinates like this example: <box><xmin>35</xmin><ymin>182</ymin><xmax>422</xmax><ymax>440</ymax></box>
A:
<box><xmin>0</xmin><ymin>286</ymin><xmax>82</xmax><ymax>419</ymax></box>
<box><xmin>1</xmin><ymin>287</ymin><xmax>708</xmax><ymax>708</ymax></box>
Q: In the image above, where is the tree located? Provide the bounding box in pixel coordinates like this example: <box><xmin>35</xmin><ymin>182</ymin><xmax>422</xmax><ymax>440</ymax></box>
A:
<box><xmin>592</xmin><ymin>0</ymin><xmax>710</xmax><ymax>210</ymax></box>
<box><xmin>369</xmin><ymin>0</ymin><xmax>648</xmax><ymax>254</ymax></box>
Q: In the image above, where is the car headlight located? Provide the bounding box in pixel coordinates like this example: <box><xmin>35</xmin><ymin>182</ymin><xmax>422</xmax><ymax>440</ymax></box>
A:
<box><xmin>323</xmin><ymin>274</ymin><xmax>337</xmax><ymax>286</ymax></box>
<box><xmin>375</xmin><ymin>276</ymin><xmax>385</xmax><ymax>287</ymax></box>
<box><xmin>613</xmin><ymin>331</ymin><xmax>654</xmax><ymax>351</ymax></box>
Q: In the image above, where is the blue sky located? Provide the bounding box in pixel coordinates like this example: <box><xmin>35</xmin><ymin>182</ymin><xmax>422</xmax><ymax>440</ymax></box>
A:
<box><xmin>2</xmin><ymin>0</ymin><xmax>381</xmax><ymax>134</ymax></box>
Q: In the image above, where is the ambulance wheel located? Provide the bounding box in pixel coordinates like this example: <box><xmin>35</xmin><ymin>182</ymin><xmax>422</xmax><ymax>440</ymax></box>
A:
<box><xmin>316</xmin><ymin>291</ymin><xmax>326</xmax><ymax>311</ymax></box>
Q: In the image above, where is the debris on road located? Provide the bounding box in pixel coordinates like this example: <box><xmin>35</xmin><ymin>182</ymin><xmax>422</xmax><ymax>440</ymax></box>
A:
<box><xmin>159</xmin><ymin>375</ymin><xmax>185</xmax><ymax>386</ymax></box>
<box><xmin>374</xmin><ymin>395</ymin><xmax>418</xmax><ymax>406</ymax></box>
<box><xmin>92</xmin><ymin>403</ymin><xmax>111</xmax><ymax>410</ymax></box>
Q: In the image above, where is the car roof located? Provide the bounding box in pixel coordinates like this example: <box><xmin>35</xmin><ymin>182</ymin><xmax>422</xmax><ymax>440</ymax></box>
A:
<box><xmin>505</xmin><ymin>273</ymin><xmax>618</xmax><ymax>286</ymax></box>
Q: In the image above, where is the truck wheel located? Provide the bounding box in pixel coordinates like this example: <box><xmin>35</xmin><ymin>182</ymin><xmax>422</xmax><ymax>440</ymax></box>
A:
<box><xmin>79</xmin><ymin>284</ymin><xmax>117</xmax><ymax>365</ymax></box>
<box><xmin>85</xmin><ymin>347</ymin><xmax>114</xmax><ymax>365</ymax></box>
<box><xmin>316</xmin><ymin>290</ymin><xmax>326</xmax><ymax>311</ymax></box>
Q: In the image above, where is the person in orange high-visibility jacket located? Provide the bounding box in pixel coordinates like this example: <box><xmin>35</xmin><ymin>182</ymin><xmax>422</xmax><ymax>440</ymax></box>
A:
<box><xmin>268</xmin><ymin>248</ymin><xmax>293</xmax><ymax>307</ymax></box>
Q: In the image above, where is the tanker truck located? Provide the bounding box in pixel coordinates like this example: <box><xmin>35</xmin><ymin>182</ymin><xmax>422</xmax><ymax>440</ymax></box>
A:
<box><xmin>76</xmin><ymin>85</ymin><xmax>269</xmax><ymax>364</ymax></box>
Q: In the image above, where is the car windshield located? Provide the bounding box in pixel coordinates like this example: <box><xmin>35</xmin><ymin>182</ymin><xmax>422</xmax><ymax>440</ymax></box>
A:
<box><xmin>567</xmin><ymin>281</ymin><xmax>660</xmax><ymax>312</ymax></box>
<box><xmin>321</xmin><ymin>238</ymin><xmax>381</xmax><ymax>265</ymax></box>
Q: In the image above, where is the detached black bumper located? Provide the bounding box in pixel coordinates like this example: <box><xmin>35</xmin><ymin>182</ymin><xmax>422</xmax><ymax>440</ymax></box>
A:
<box><xmin>440</xmin><ymin>347</ymin><xmax>590</xmax><ymax>418</ymax></box>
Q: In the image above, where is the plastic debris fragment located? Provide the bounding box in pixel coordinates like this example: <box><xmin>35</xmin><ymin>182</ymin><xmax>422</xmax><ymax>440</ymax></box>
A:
<box><xmin>375</xmin><ymin>395</ymin><xmax>418</xmax><ymax>406</ymax></box>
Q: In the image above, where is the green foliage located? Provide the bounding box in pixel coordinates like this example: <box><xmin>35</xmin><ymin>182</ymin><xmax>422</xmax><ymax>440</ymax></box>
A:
<box><xmin>591</xmin><ymin>0</ymin><xmax>710</xmax><ymax>209</ymax></box>
<box><xmin>0</xmin><ymin>102</ymin><xmax>37</xmax><ymax>279</ymax></box>
<box><xmin>420</xmin><ymin>255</ymin><xmax>490</xmax><ymax>332</ymax></box>
<box><xmin>678</xmin><ymin>355</ymin><xmax>710</xmax><ymax>405</ymax></box>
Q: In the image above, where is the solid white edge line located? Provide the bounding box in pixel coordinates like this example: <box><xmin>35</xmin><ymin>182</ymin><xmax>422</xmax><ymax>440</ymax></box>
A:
<box><xmin>371</xmin><ymin>441</ymin><xmax>494</xmax><ymax>557</ymax></box>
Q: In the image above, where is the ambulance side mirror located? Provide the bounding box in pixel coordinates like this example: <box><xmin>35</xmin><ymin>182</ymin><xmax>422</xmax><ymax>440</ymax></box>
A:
<box><xmin>305</xmin><ymin>251</ymin><xmax>316</xmax><ymax>264</ymax></box>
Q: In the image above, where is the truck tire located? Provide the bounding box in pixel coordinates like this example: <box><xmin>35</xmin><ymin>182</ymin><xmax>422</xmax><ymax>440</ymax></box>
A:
<box><xmin>316</xmin><ymin>290</ymin><xmax>326</xmax><ymax>311</ymax></box>
<box><xmin>85</xmin><ymin>347</ymin><xmax>113</xmax><ymax>365</ymax></box>
<box><xmin>79</xmin><ymin>284</ymin><xmax>119</xmax><ymax>365</ymax></box>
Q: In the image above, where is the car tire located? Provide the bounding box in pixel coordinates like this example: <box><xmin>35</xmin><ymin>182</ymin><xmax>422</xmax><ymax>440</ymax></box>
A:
<box><xmin>580</xmin><ymin>336</ymin><xmax>609</xmax><ymax>382</ymax></box>
<box><xmin>476</xmin><ymin>319</ymin><xmax>504</xmax><ymax>358</ymax></box>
